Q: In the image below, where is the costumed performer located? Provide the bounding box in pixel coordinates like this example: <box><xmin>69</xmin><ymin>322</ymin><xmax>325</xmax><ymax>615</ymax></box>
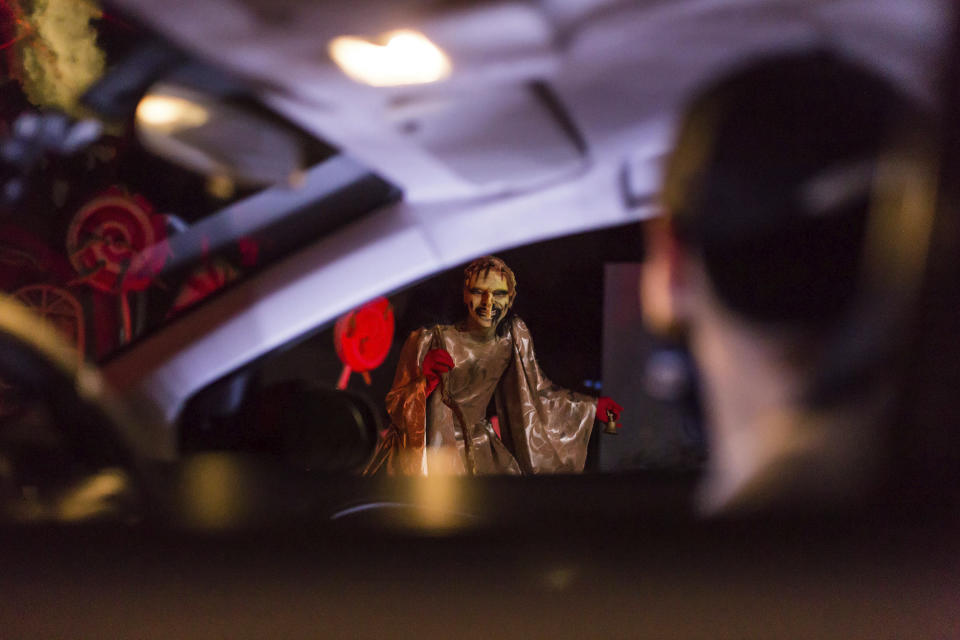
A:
<box><xmin>364</xmin><ymin>256</ymin><xmax>623</xmax><ymax>476</ymax></box>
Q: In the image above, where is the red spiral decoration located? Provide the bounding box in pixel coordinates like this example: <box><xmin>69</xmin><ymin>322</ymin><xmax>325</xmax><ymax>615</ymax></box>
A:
<box><xmin>334</xmin><ymin>297</ymin><xmax>394</xmax><ymax>388</ymax></box>
<box><xmin>168</xmin><ymin>259</ymin><xmax>239</xmax><ymax>316</ymax></box>
<box><xmin>66</xmin><ymin>189</ymin><xmax>167</xmax><ymax>294</ymax></box>
<box><xmin>12</xmin><ymin>283</ymin><xmax>85</xmax><ymax>363</ymax></box>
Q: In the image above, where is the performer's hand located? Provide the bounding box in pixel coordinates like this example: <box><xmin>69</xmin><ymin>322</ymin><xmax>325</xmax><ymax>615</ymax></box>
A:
<box><xmin>597</xmin><ymin>396</ymin><xmax>624</xmax><ymax>428</ymax></box>
<box><xmin>422</xmin><ymin>349</ymin><xmax>454</xmax><ymax>396</ymax></box>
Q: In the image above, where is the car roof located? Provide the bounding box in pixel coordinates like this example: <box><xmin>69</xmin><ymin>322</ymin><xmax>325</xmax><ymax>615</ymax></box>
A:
<box><xmin>109</xmin><ymin>0</ymin><xmax>946</xmax><ymax>200</ymax></box>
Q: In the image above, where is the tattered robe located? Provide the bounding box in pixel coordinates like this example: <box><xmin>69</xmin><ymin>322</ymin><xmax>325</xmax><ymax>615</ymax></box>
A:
<box><xmin>364</xmin><ymin>316</ymin><xmax>597</xmax><ymax>476</ymax></box>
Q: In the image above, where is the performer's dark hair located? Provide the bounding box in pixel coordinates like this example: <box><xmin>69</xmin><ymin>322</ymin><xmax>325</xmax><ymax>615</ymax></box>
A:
<box><xmin>463</xmin><ymin>256</ymin><xmax>517</xmax><ymax>337</ymax></box>
<box><xmin>662</xmin><ymin>50</ymin><xmax>919</xmax><ymax>327</ymax></box>
<box><xmin>463</xmin><ymin>256</ymin><xmax>517</xmax><ymax>298</ymax></box>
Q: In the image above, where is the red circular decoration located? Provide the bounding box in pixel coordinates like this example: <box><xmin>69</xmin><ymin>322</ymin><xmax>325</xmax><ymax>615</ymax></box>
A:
<box><xmin>66</xmin><ymin>190</ymin><xmax>167</xmax><ymax>293</ymax></box>
<box><xmin>0</xmin><ymin>225</ymin><xmax>74</xmax><ymax>289</ymax></box>
<box><xmin>12</xmin><ymin>284</ymin><xmax>86</xmax><ymax>364</ymax></box>
<box><xmin>168</xmin><ymin>259</ymin><xmax>239</xmax><ymax>316</ymax></box>
<box><xmin>334</xmin><ymin>297</ymin><xmax>395</xmax><ymax>373</ymax></box>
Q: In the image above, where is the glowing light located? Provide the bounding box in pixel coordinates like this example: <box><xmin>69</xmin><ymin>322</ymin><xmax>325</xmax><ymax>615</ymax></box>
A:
<box><xmin>329</xmin><ymin>29</ymin><xmax>451</xmax><ymax>87</ymax></box>
<box><xmin>543</xmin><ymin>566</ymin><xmax>578</xmax><ymax>591</ymax></box>
<box><xmin>57</xmin><ymin>468</ymin><xmax>129</xmax><ymax>522</ymax></box>
<box><xmin>176</xmin><ymin>454</ymin><xmax>249</xmax><ymax>529</ymax></box>
<box><xmin>409</xmin><ymin>470</ymin><xmax>469</xmax><ymax>531</ymax></box>
<box><xmin>135</xmin><ymin>94</ymin><xmax>209</xmax><ymax>132</ymax></box>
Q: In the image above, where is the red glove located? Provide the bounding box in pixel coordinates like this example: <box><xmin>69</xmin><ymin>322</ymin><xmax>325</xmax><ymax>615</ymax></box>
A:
<box><xmin>422</xmin><ymin>349</ymin><xmax>454</xmax><ymax>397</ymax></box>
<box><xmin>597</xmin><ymin>396</ymin><xmax>624</xmax><ymax>427</ymax></box>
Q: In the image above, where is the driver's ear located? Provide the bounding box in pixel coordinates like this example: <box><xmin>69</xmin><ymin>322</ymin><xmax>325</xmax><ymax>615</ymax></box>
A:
<box><xmin>639</xmin><ymin>217</ymin><xmax>696</xmax><ymax>335</ymax></box>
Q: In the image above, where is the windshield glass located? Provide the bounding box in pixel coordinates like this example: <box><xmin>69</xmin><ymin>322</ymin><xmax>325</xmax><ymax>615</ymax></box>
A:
<box><xmin>179</xmin><ymin>224</ymin><xmax>707</xmax><ymax>477</ymax></box>
<box><xmin>0</xmin><ymin>0</ymin><xmax>955</xmax><ymax>535</ymax></box>
<box><xmin>0</xmin><ymin>10</ymin><xmax>398</xmax><ymax>364</ymax></box>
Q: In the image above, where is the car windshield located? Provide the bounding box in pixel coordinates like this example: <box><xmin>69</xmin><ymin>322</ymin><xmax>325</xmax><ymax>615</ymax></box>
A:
<box><xmin>0</xmin><ymin>0</ymin><xmax>955</xmax><ymax>527</ymax></box>
<box><xmin>2</xmin><ymin>3</ymin><xmax>959</xmax><ymax>638</ymax></box>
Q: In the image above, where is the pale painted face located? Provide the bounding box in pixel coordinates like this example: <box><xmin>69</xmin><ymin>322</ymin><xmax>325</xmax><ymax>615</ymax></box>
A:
<box><xmin>464</xmin><ymin>270</ymin><xmax>512</xmax><ymax>331</ymax></box>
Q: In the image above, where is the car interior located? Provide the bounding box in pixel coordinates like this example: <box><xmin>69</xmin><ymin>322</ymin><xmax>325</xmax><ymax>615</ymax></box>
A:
<box><xmin>0</xmin><ymin>0</ymin><xmax>957</xmax><ymax>637</ymax></box>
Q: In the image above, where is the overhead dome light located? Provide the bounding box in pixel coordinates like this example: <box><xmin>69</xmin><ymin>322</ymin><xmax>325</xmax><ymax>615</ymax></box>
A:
<box><xmin>328</xmin><ymin>29</ymin><xmax>451</xmax><ymax>87</ymax></box>
<box><xmin>136</xmin><ymin>94</ymin><xmax>209</xmax><ymax>133</ymax></box>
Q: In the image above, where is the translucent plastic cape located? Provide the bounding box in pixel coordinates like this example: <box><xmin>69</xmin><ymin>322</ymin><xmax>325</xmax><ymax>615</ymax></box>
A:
<box><xmin>364</xmin><ymin>317</ymin><xmax>596</xmax><ymax>476</ymax></box>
